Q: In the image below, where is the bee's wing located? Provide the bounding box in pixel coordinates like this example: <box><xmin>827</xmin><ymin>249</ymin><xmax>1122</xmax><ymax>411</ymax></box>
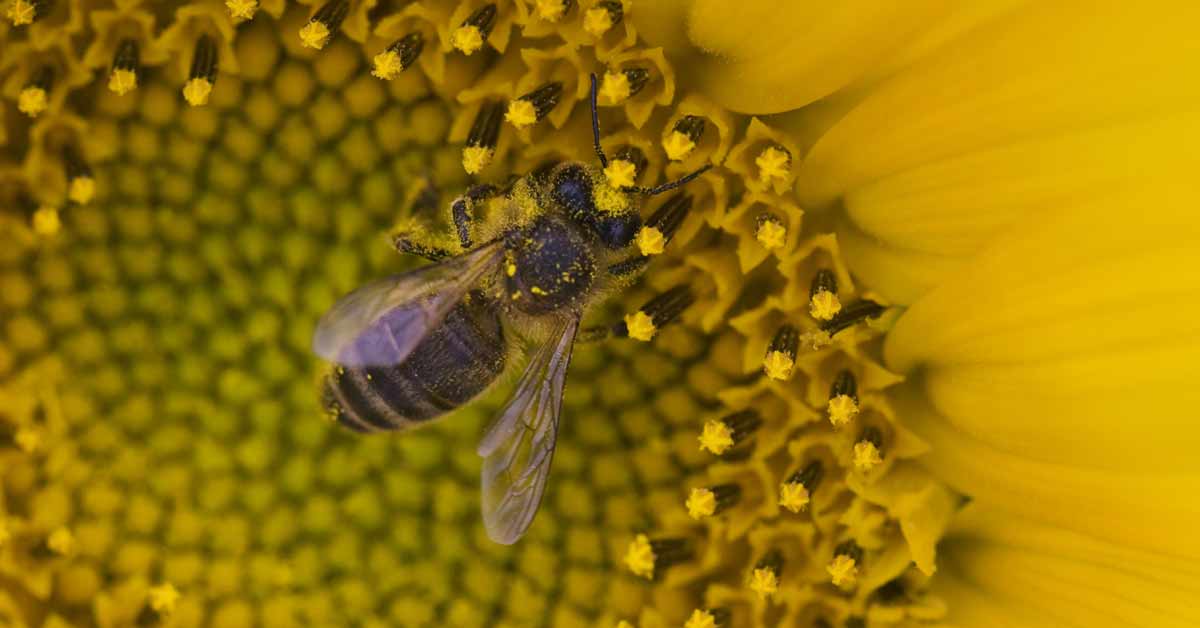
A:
<box><xmin>477</xmin><ymin>314</ymin><xmax>580</xmax><ymax>545</ymax></box>
<box><xmin>312</xmin><ymin>242</ymin><xmax>504</xmax><ymax>367</ymax></box>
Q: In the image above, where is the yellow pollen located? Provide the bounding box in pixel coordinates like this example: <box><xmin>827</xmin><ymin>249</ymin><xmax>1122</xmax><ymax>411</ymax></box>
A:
<box><xmin>17</xmin><ymin>86</ymin><xmax>47</xmax><ymax>117</ymax></box>
<box><xmin>372</xmin><ymin>50</ymin><xmax>404</xmax><ymax>80</ymax></box>
<box><xmin>801</xmin><ymin>329</ymin><xmax>831</xmax><ymax>350</ymax></box>
<box><xmin>451</xmin><ymin>25</ymin><xmax>485</xmax><ymax>55</ymax></box>
<box><xmin>635</xmin><ymin>226</ymin><xmax>665</xmax><ymax>256</ymax></box>
<box><xmin>505</xmin><ymin>99</ymin><xmax>538</xmax><ymax>128</ymax></box>
<box><xmin>778</xmin><ymin>481</ymin><xmax>810</xmax><ymax>513</ymax></box>
<box><xmin>755</xmin><ymin>219</ymin><xmax>787</xmax><ymax>250</ymax></box>
<box><xmin>299</xmin><ymin>21</ymin><xmax>331</xmax><ymax>49</ymax></box>
<box><xmin>6</xmin><ymin>0</ymin><xmax>34</xmax><ymax>26</ymax></box>
<box><xmin>827</xmin><ymin>394</ymin><xmax>859</xmax><ymax>427</ymax></box>
<box><xmin>147</xmin><ymin>583</ymin><xmax>181</xmax><ymax>615</ymax></box>
<box><xmin>593</xmin><ymin>182</ymin><xmax>629</xmax><ymax>214</ymax></box>
<box><xmin>68</xmin><ymin>176</ymin><xmax>96</xmax><ymax>205</ymax></box>
<box><xmin>684</xmin><ymin>609</ymin><xmax>717</xmax><ymax>628</ymax></box>
<box><xmin>461</xmin><ymin>146</ymin><xmax>494</xmax><ymax>174</ymax></box>
<box><xmin>698</xmin><ymin>420</ymin><xmax>734</xmax><ymax>455</ymax></box>
<box><xmin>599</xmin><ymin>71</ymin><xmax>631</xmax><ymax>104</ymax></box>
<box><xmin>748</xmin><ymin>567</ymin><xmax>778</xmax><ymax>599</ymax></box>
<box><xmin>225</xmin><ymin>0</ymin><xmax>257</xmax><ymax>21</ymax></box>
<box><xmin>827</xmin><ymin>554</ymin><xmax>858</xmax><ymax>588</ymax></box>
<box><xmin>530</xmin><ymin>286</ymin><xmax>547</xmax><ymax>296</ymax></box>
<box><xmin>755</xmin><ymin>145</ymin><xmax>791</xmax><ymax>183</ymax></box>
<box><xmin>535</xmin><ymin>0</ymin><xmax>566</xmax><ymax>21</ymax></box>
<box><xmin>809</xmin><ymin>289</ymin><xmax>841</xmax><ymax>320</ymax></box>
<box><xmin>183</xmin><ymin>78</ymin><xmax>212</xmax><ymax>106</ymax></box>
<box><xmin>853</xmin><ymin>440</ymin><xmax>882</xmax><ymax>471</ymax></box>
<box><xmin>685</xmin><ymin>488</ymin><xmax>716</xmax><ymax>520</ymax></box>
<box><xmin>108</xmin><ymin>68</ymin><xmax>138</xmax><ymax>95</ymax></box>
<box><xmin>506</xmin><ymin>263</ymin><xmax>517</xmax><ymax>277</ymax></box>
<box><xmin>624</xmin><ymin>311</ymin><xmax>656</xmax><ymax>342</ymax></box>
<box><xmin>762</xmin><ymin>350</ymin><xmax>794</xmax><ymax>381</ymax></box>
<box><xmin>624</xmin><ymin>534</ymin><xmax>656</xmax><ymax>579</ymax></box>
<box><xmin>662</xmin><ymin>131</ymin><xmax>696</xmax><ymax>161</ymax></box>
<box><xmin>47</xmin><ymin>527</ymin><xmax>75</xmax><ymax>556</ymax></box>
<box><xmin>583</xmin><ymin>6</ymin><xmax>613</xmax><ymax>37</ymax></box>
<box><xmin>604</xmin><ymin>159</ymin><xmax>638</xmax><ymax>188</ymax></box>
<box><xmin>32</xmin><ymin>206</ymin><xmax>60</xmax><ymax>236</ymax></box>
<box><xmin>14</xmin><ymin>427</ymin><xmax>41</xmax><ymax>453</ymax></box>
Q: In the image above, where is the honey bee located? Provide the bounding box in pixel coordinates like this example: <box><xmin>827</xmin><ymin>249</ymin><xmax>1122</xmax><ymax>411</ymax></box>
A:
<box><xmin>313</xmin><ymin>75</ymin><xmax>709</xmax><ymax>544</ymax></box>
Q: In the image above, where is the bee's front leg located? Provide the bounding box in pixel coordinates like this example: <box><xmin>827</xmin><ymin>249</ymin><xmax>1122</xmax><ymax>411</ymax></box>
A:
<box><xmin>451</xmin><ymin>183</ymin><xmax>499</xmax><ymax>249</ymax></box>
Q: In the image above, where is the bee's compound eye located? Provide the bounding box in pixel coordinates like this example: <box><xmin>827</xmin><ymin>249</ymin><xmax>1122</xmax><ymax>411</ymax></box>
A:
<box><xmin>595</xmin><ymin>212</ymin><xmax>641</xmax><ymax>249</ymax></box>
<box><xmin>551</xmin><ymin>164</ymin><xmax>596</xmax><ymax>220</ymax></box>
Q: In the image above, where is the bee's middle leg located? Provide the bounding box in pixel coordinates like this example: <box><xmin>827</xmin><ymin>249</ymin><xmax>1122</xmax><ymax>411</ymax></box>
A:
<box><xmin>393</xmin><ymin>234</ymin><xmax>452</xmax><ymax>261</ymax></box>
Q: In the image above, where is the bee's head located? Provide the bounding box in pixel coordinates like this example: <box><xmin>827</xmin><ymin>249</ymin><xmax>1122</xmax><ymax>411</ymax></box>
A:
<box><xmin>549</xmin><ymin>163</ymin><xmax>641</xmax><ymax>249</ymax></box>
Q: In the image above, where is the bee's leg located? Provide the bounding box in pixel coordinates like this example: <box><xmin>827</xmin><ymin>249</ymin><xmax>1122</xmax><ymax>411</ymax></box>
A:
<box><xmin>582</xmin><ymin>285</ymin><xmax>695</xmax><ymax>342</ymax></box>
<box><xmin>451</xmin><ymin>183</ymin><xmax>500</xmax><ymax>249</ymax></box>
<box><xmin>393</xmin><ymin>234</ymin><xmax>452</xmax><ymax>261</ymax></box>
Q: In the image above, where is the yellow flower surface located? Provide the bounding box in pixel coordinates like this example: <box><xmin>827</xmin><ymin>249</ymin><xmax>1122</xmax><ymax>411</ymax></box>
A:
<box><xmin>1</xmin><ymin>2</ymin><xmax>1196</xmax><ymax>628</ymax></box>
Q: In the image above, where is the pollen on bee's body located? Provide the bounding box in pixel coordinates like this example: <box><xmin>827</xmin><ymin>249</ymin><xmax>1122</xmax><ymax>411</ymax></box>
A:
<box><xmin>624</xmin><ymin>534</ymin><xmax>693</xmax><ymax>580</ymax></box>
<box><xmin>763</xmin><ymin>323</ymin><xmax>799</xmax><ymax>381</ymax></box>
<box><xmin>63</xmin><ymin>145</ymin><xmax>95</xmax><ymax>205</ymax></box>
<box><xmin>463</xmin><ymin>101</ymin><xmax>504</xmax><ymax>174</ymax></box>
<box><xmin>183</xmin><ymin>35</ymin><xmax>218</xmax><ymax>107</ymax></box>
<box><xmin>600</xmin><ymin>67</ymin><xmax>649</xmax><ymax>104</ymax></box>
<box><xmin>372</xmin><ymin>32</ymin><xmax>424</xmax><ymax>80</ymax></box>
<box><xmin>754</xmin><ymin>213</ymin><xmax>787</xmax><ymax>250</ymax></box>
<box><xmin>17</xmin><ymin>66</ymin><xmax>53</xmax><ymax>118</ymax></box>
<box><xmin>226</xmin><ymin>0</ymin><xmax>257</xmax><ymax>21</ymax></box>
<box><xmin>534</xmin><ymin>0</ymin><xmax>573</xmax><ymax>22</ymax></box>
<box><xmin>828</xmin><ymin>540</ymin><xmax>864</xmax><ymax>588</ymax></box>
<box><xmin>663</xmin><ymin>115</ymin><xmax>706</xmax><ymax>161</ymax></box>
<box><xmin>820</xmin><ymin>299</ymin><xmax>885</xmax><ymax>338</ymax></box>
<box><xmin>827</xmin><ymin>370</ymin><xmax>859</xmax><ymax>427</ymax></box>
<box><xmin>505</xmin><ymin>81</ymin><xmax>563</xmax><ymax>129</ymax></box>
<box><xmin>809</xmin><ymin>269</ymin><xmax>841</xmax><ymax>320</ymax></box>
<box><xmin>749</xmin><ymin>549</ymin><xmax>783</xmax><ymax>599</ymax></box>
<box><xmin>698</xmin><ymin>408</ymin><xmax>761</xmax><ymax>455</ymax></box>
<box><xmin>299</xmin><ymin>0</ymin><xmax>349</xmax><ymax>50</ymax></box>
<box><xmin>853</xmin><ymin>426</ymin><xmax>884</xmax><ymax>472</ymax></box>
<box><xmin>686</xmin><ymin>483</ymin><xmax>741</xmax><ymax>520</ymax></box>
<box><xmin>584</xmin><ymin>0</ymin><xmax>623</xmax><ymax>37</ymax></box>
<box><xmin>779</xmin><ymin>459</ymin><xmax>823</xmax><ymax>513</ymax></box>
<box><xmin>452</xmin><ymin>4</ymin><xmax>497</xmax><ymax>55</ymax></box>
<box><xmin>107</xmin><ymin>38</ymin><xmax>140</xmax><ymax>95</ymax></box>
<box><xmin>685</xmin><ymin>607</ymin><xmax>732</xmax><ymax>628</ymax></box>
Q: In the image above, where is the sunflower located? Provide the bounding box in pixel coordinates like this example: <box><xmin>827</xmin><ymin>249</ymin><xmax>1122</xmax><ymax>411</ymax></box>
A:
<box><xmin>1</xmin><ymin>1</ymin><xmax>1196</xmax><ymax>627</ymax></box>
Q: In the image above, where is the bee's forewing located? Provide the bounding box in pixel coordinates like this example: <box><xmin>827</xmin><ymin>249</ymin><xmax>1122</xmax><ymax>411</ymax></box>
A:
<box><xmin>312</xmin><ymin>242</ymin><xmax>503</xmax><ymax>368</ymax></box>
<box><xmin>479</xmin><ymin>315</ymin><xmax>579</xmax><ymax>545</ymax></box>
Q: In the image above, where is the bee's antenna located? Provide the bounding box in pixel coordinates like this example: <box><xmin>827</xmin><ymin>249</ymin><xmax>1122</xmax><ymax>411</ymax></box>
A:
<box><xmin>589</xmin><ymin>73</ymin><xmax>609</xmax><ymax>168</ymax></box>
<box><xmin>635</xmin><ymin>164</ymin><xmax>712</xmax><ymax>197</ymax></box>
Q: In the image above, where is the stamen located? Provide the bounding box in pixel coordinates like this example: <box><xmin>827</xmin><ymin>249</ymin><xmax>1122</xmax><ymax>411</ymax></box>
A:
<box><xmin>183</xmin><ymin>36</ymin><xmax>218</xmax><ymax>107</ymax></box>
<box><xmin>108</xmin><ymin>38</ymin><xmax>140</xmax><ymax>95</ymax></box>
<box><xmin>779</xmin><ymin>460</ymin><xmax>823</xmax><ymax>513</ymax></box>
<box><xmin>18</xmin><ymin>66</ymin><xmax>53</xmax><ymax>118</ymax></box>
<box><xmin>38</xmin><ymin>526</ymin><xmax>75</xmax><ymax>557</ymax></box>
<box><xmin>300</xmin><ymin>0</ymin><xmax>349</xmax><ymax>50</ymax></box>
<box><xmin>462</xmin><ymin>101</ymin><xmax>504</xmax><ymax>174</ymax></box>
<box><xmin>748</xmin><ymin>550</ymin><xmax>783</xmax><ymax>599</ymax></box>
<box><xmin>534</xmin><ymin>0</ymin><xmax>572</xmax><ymax>22</ymax></box>
<box><xmin>809</xmin><ymin>269</ymin><xmax>841</xmax><ymax>320</ymax></box>
<box><xmin>853</xmin><ymin>426</ymin><xmax>884</xmax><ymax>472</ymax></box>
<box><xmin>451</xmin><ymin>4</ymin><xmax>497</xmax><ymax>55</ymax></box>
<box><xmin>624</xmin><ymin>534</ymin><xmax>692</xmax><ymax>580</ymax></box>
<box><xmin>6</xmin><ymin>0</ymin><xmax>48</xmax><ymax>26</ymax></box>
<box><xmin>827</xmin><ymin>370</ymin><xmax>859</xmax><ymax>427</ymax></box>
<box><xmin>663</xmin><ymin>115</ymin><xmax>706</xmax><ymax>161</ymax></box>
<box><xmin>606</xmin><ymin>255</ymin><xmax>648</xmax><ymax>277</ymax></box>
<box><xmin>226</xmin><ymin>0</ymin><xmax>257</xmax><ymax>22</ymax></box>
<box><xmin>31</xmin><ymin>205</ymin><xmax>61</xmax><ymax>237</ymax></box>
<box><xmin>505</xmin><ymin>81</ymin><xmax>563</xmax><ymax>129</ymax></box>
<box><xmin>583</xmin><ymin>0</ymin><xmax>622</xmax><ymax>37</ymax></box>
<box><xmin>685</xmin><ymin>607</ymin><xmax>731</xmax><ymax>628</ymax></box>
<box><xmin>635</xmin><ymin>193</ymin><xmax>691</xmax><ymax>256</ymax></box>
<box><xmin>762</xmin><ymin>323</ymin><xmax>798</xmax><ymax>381</ymax></box>
<box><xmin>828</xmin><ymin>540</ymin><xmax>864</xmax><ymax>588</ymax></box>
<box><xmin>698</xmin><ymin>409</ymin><xmax>761</xmax><ymax>455</ymax></box>
<box><xmin>63</xmin><ymin>145</ymin><xmax>95</xmax><ymax>205</ymax></box>
<box><xmin>137</xmin><ymin>583</ymin><xmax>181</xmax><ymax>625</ymax></box>
<box><xmin>372</xmin><ymin>32</ymin><xmax>423</xmax><ymax>80</ymax></box>
<box><xmin>754</xmin><ymin>213</ymin><xmax>787</xmax><ymax>250</ymax></box>
<box><xmin>755</xmin><ymin>143</ymin><xmax>792</xmax><ymax>183</ymax></box>
<box><xmin>620</xmin><ymin>285</ymin><xmax>693</xmax><ymax>341</ymax></box>
<box><xmin>685</xmin><ymin>483</ymin><xmax>741</xmax><ymax>520</ymax></box>
<box><xmin>600</xmin><ymin>67</ymin><xmax>649</xmax><ymax>104</ymax></box>
<box><xmin>604</xmin><ymin>145</ymin><xmax>648</xmax><ymax>189</ymax></box>
<box><xmin>819</xmin><ymin>299</ymin><xmax>885</xmax><ymax>337</ymax></box>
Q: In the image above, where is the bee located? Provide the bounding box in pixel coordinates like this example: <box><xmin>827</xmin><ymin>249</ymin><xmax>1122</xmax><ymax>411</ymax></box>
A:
<box><xmin>312</xmin><ymin>75</ymin><xmax>710</xmax><ymax>544</ymax></box>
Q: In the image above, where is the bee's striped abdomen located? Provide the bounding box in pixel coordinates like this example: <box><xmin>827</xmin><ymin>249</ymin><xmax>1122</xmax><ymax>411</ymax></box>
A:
<box><xmin>323</xmin><ymin>297</ymin><xmax>506</xmax><ymax>432</ymax></box>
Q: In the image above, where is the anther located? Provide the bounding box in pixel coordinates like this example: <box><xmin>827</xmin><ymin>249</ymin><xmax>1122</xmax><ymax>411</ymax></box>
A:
<box><xmin>698</xmin><ymin>409</ymin><xmax>761</xmax><ymax>455</ymax></box>
<box><xmin>828</xmin><ymin>540</ymin><xmax>863</xmax><ymax>588</ymax></box>
<box><xmin>624</xmin><ymin>534</ymin><xmax>692</xmax><ymax>580</ymax></box>
<box><xmin>600</xmin><ymin>67</ymin><xmax>649</xmax><ymax>104</ymax></box>
<box><xmin>505</xmin><ymin>81</ymin><xmax>563</xmax><ymax>129</ymax></box>
<box><xmin>779</xmin><ymin>460</ymin><xmax>823</xmax><ymax>513</ymax></box>
<box><xmin>183</xmin><ymin>35</ymin><xmax>218</xmax><ymax>107</ymax></box>
<box><xmin>686</xmin><ymin>483</ymin><xmax>741</xmax><ymax>520</ymax></box>
<box><xmin>755</xmin><ymin>143</ymin><xmax>792</xmax><ymax>183</ymax></box>
<box><xmin>62</xmin><ymin>145</ymin><xmax>95</xmax><ymax>205</ymax></box>
<box><xmin>300</xmin><ymin>0</ymin><xmax>349</xmax><ymax>50</ymax></box>
<box><xmin>584</xmin><ymin>0</ymin><xmax>622</xmax><ymax>37</ymax></box>
<box><xmin>604</xmin><ymin>145</ymin><xmax>648</xmax><ymax>189</ymax></box>
<box><xmin>619</xmin><ymin>285</ymin><xmax>693</xmax><ymax>341</ymax></box>
<box><xmin>462</xmin><ymin>101</ymin><xmax>504</xmax><ymax>174</ymax></box>
<box><xmin>762</xmin><ymin>324</ymin><xmax>799</xmax><ymax>381</ymax></box>
<box><xmin>636</xmin><ymin>193</ymin><xmax>691</xmax><ymax>256</ymax></box>
<box><xmin>372</xmin><ymin>32</ymin><xmax>423</xmax><ymax>80</ymax></box>
<box><xmin>137</xmin><ymin>583</ymin><xmax>180</xmax><ymax>625</ymax></box>
<box><xmin>107</xmin><ymin>38</ymin><xmax>140</xmax><ymax>95</ymax></box>
<box><xmin>534</xmin><ymin>0</ymin><xmax>573</xmax><ymax>22</ymax></box>
<box><xmin>6</xmin><ymin>0</ymin><xmax>49</xmax><ymax>26</ymax></box>
<box><xmin>755</xmin><ymin>212</ymin><xmax>787</xmax><ymax>250</ymax></box>
<box><xmin>18</xmin><ymin>66</ymin><xmax>53</xmax><ymax>118</ymax></box>
<box><xmin>820</xmin><ymin>299</ymin><xmax>885</xmax><ymax>337</ymax></box>
<box><xmin>451</xmin><ymin>4</ymin><xmax>497</xmax><ymax>55</ymax></box>
<box><xmin>749</xmin><ymin>550</ymin><xmax>783</xmax><ymax>599</ymax></box>
<box><xmin>685</xmin><ymin>607</ymin><xmax>731</xmax><ymax>628</ymax></box>
<box><xmin>226</xmin><ymin>0</ymin><xmax>257</xmax><ymax>22</ymax></box>
<box><xmin>827</xmin><ymin>370</ymin><xmax>859</xmax><ymax>427</ymax></box>
<box><xmin>853</xmin><ymin>426</ymin><xmax>884</xmax><ymax>472</ymax></box>
<box><xmin>809</xmin><ymin>269</ymin><xmax>841</xmax><ymax>320</ymax></box>
<box><xmin>30</xmin><ymin>204</ymin><xmax>61</xmax><ymax>236</ymax></box>
<box><xmin>663</xmin><ymin>115</ymin><xmax>707</xmax><ymax>161</ymax></box>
